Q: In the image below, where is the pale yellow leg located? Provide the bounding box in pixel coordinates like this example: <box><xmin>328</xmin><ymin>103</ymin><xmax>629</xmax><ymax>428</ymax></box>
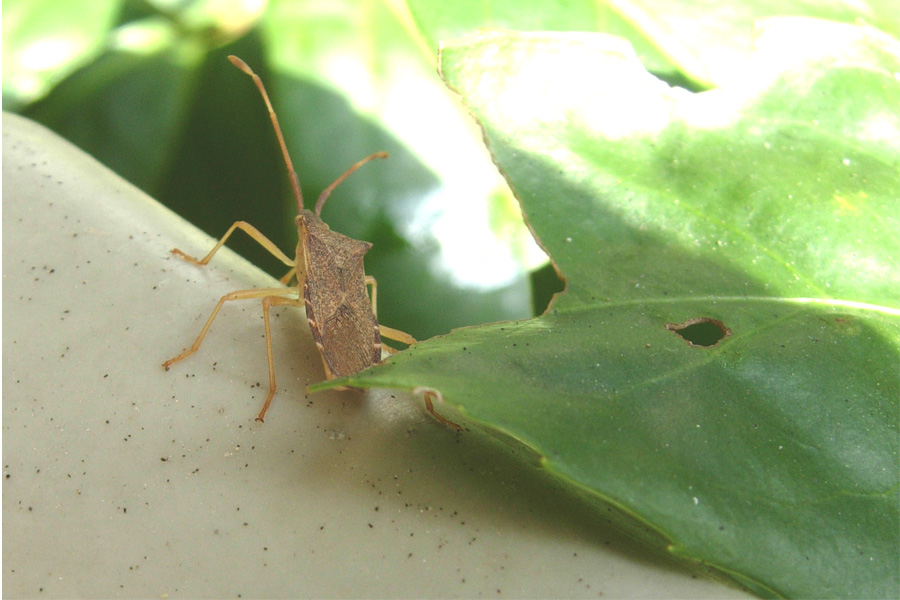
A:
<box><xmin>379</xmin><ymin>325</ymin><xmax>416</xmax><ymax>349</ymax></box>
<box><xmin>163</xmin><ymin>286</ymin><xmax>302</xmax><ymax>422</ymax></box>
<box><xmin>172</xmin><ymin>221</ymin><xmax>295</xmax><ymax>268</ymax></box>
<box><xmin>413</xmin><ymin>387</ymin><xmax>462</xmax><ymax>431</ymax></box>
<box><xmin>258</xmin><ymin>295</ymin><xmax>306</xmax><ymax>422</ymax></box>
<box><xmin>364</xmin><ymin>275</ymin><xmax>416</xmax><ymax>352</ymax></box>
<box><xmin>279</xmin><ymin>266</ymin><xmax>297</xmax><ymax>285</ymax></box>
<box><xmin>164</xmin><ymin>286</ymin><xmax>296</xmax><ymax>370</ymax></box>
<box><xmin>364</xmin><ymin>275</ymin><xmax>378</xmax><ymax>317</ymax></box>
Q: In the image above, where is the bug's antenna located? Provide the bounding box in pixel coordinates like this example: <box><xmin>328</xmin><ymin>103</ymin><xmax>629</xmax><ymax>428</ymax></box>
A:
<box><xmin>314</xmin><ymin>152</ymin><xmax>389</xmax><ymax>216</ymax></box>
<box><xmin>228</xmin><ymin>55</ymin><xmax>304</xmax><ymax>212</ymax></box>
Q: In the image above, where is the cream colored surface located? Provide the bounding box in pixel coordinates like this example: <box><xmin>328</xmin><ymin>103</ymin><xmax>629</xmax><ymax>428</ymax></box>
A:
<box><xmin>2</xmin><ymin>113</ymin><xmax>750</xmax><ymax>598</ymax></box>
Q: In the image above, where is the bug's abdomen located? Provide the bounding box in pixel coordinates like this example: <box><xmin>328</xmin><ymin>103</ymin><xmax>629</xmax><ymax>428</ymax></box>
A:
<box><xmin>307</xmin><ymin>295</ymin><xmax>381</xmax><ymax>377</ymax></box>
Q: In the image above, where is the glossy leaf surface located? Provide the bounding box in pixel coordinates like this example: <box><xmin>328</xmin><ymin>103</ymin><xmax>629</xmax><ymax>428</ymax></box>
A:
<box><xmin>323</xmin><ymin>23</ymin><xmax>900</xmax><ymax>598</ymax></box>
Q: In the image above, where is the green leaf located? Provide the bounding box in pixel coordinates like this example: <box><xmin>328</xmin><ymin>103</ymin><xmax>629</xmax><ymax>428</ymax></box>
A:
<box><xmin>595</xmin><ymin>0</ymin><xmax>900</xmax><ymax>86</ymax></box>
<box><xmin>406</xmin><ymin>0</ymin><xmax>681</xmax><ymax>82</ymax></box>
<box><xmin>406</xmin><ymin>0</ymin><xmax>900</xmax><ymax>88</ymax></box>
<box><xmin>320</xmin><ymin>22</ymin><xmax>900</xmax><ymax>598</ymax></box>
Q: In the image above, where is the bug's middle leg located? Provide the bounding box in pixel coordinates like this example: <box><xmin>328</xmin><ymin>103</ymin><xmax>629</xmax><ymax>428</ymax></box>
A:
<box><xmin>258</xmin><ymin>294</ymin><xmax>306</xmax><ymax>422</ymax></box>
<box><xmin>164</xmin><ymin>287</ymin><xmax>296</xmax><ymax>372</ymax></box>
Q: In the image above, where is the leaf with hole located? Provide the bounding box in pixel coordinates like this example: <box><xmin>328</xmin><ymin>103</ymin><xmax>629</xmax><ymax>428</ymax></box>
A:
<box><xmin>316</xmin><ymin>21</ymin><xmax>900</xmax><ymax>599</ymax></box>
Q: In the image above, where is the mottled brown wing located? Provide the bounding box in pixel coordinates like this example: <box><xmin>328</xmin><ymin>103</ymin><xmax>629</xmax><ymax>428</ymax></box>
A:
<box><xmin>302</xmin><ymin>213</ymin><xmax>381</xmax><ymax>378</ymax></box>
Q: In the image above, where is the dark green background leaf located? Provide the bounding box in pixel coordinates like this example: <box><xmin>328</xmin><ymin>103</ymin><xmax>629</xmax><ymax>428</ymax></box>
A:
<box><xmin>11</xmin><ymin>1</ymin><xmax>896</xmax><ymax>341</ymax></box>
<box><xmin>324</xmin><ymin>23</ymin><xmax>900</xmax><ymax>598</ymax></box>
<box><xmin>4</xmin><ymin>0</ymin><xmax>538</xmax><ymax>340</ymax></box>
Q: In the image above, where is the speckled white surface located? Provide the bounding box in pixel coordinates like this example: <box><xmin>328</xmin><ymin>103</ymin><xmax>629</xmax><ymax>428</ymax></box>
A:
<box><xmin>2</xmin><ymin>112</ymin><xmax>751</xmax><ymax>599</ymax></box>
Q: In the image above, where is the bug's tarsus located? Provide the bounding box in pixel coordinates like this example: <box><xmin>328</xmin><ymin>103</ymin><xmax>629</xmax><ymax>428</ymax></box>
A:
<box><xmin>228</xmin><ymin>54</ymin><xmax>304</xmax><ymax>212</ymax></box>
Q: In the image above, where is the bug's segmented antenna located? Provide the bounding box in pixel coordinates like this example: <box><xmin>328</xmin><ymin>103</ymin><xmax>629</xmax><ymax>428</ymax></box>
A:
<box><xmin>314</xmin><ymin>152</ymin><xmax>389</xmax><ymax>216</ymax></box>
<box><xmin>228</xmin><ymin>55</ymin><xmax>304</xmax><ymax>212</ymax></box>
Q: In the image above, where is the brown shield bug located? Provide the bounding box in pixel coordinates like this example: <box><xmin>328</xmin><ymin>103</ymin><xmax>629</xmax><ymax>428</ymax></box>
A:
<box><xmin>164</xmin><ymin>55</ymin><xmax>459</xmax><ymax>430</ymax></box>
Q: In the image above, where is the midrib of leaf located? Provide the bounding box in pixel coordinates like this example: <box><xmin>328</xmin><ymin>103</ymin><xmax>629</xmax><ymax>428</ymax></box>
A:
<box><xmin>554</xmin><ymin>294</ymin><xmax>900</xmax><ymax>312</ymax></box>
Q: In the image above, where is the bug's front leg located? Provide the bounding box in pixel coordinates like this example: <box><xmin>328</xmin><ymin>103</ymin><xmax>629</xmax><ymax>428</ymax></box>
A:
<box><xmin>172</xmin><ymin>221</ymin><xmax>295</xmax><ymax>269</ymax></box>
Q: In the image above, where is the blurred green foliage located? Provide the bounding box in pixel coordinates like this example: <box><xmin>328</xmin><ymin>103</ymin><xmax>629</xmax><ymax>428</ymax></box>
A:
<box><xmin>7</xmin><ymin>0</ymin><xmax>895</xmax><ymax>340</ymax></box>
<box><xmin>3</xmin><ymin>0</ymin><xmax>545</xmax><ymax>340</ymax></box>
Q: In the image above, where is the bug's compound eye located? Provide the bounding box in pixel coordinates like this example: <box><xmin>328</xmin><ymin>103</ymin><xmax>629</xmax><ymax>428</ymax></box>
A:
<box><xmin>665</xmin><ymin>317</ymin><xmax>731</xmax><ymax>347</ymax></box>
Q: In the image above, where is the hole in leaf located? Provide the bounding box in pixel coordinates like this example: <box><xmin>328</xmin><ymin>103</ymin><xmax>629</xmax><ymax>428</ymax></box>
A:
<box><xmin>530</xmin><ymin>262</ymin><xmax>565</xmax><ymax>315</ymax></box>
<box><xmin>665</xmin><ymin>318</ymin><xmax>731</xmax><ymax>347</ymax></box>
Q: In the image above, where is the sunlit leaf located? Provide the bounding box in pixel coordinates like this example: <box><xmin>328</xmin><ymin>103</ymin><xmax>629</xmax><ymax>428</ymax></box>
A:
<box><xmin>323</xmin><ymin>22</ymin><xmax>900</xmax><ymax>598</ymax></box>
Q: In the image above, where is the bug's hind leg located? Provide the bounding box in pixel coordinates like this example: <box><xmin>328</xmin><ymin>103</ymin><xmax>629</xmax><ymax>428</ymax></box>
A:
<box><xmin>361</xmin><ymin>276</ymin><xmax>450</xmax><ymax>429</ymax></box>
<box><xmin>364</xmin><ymin>275</ymin><xmax>417</xmax><ymax>354</ymax></box>
<box><xmin>413</xmin><ymin>387</ymin><xmax>462</xmax><ymax>432</ymax></box>
<box><xmin>379</xmin><ymin>325</ymin><xmax>416</xmax><ymax>354</ymax></box>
